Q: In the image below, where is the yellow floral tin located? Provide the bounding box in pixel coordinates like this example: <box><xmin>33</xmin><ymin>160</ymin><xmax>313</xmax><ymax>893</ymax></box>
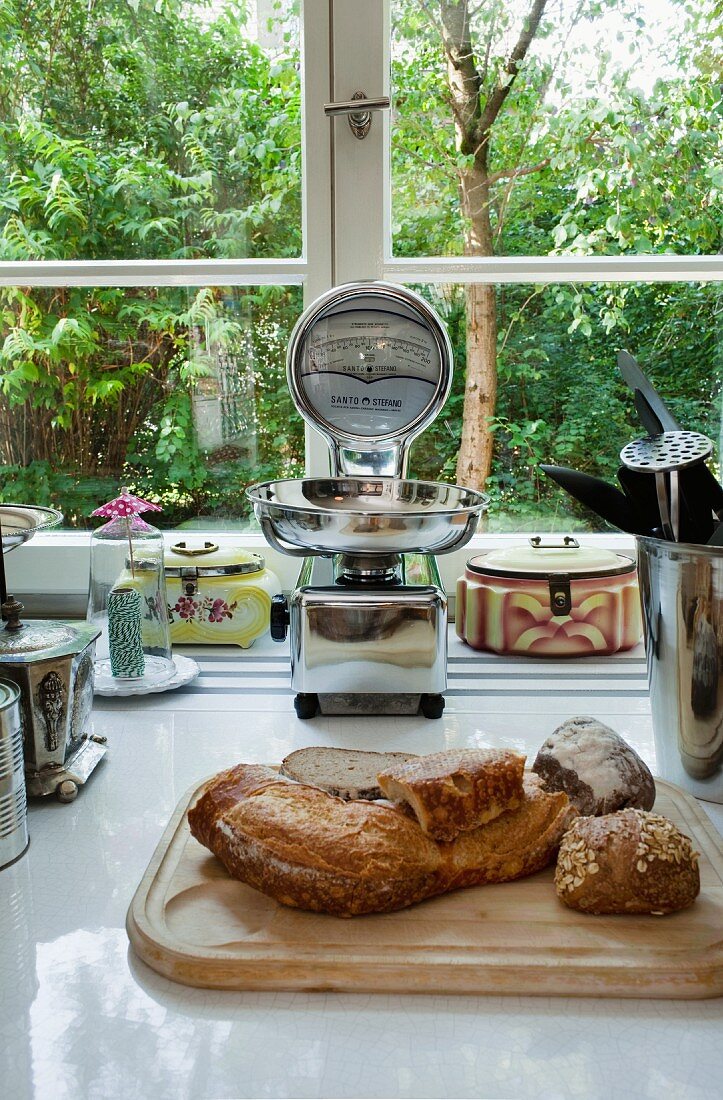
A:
<box><xmin>164</xmin><ymin>542</ymin><xmax>280</xmax><ymax>648</ymax></box>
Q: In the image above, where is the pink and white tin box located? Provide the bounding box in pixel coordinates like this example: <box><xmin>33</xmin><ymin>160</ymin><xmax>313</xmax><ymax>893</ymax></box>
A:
<box><xmin>456</xmin><ymin>536</ymin><xmax>642</xmax><ymax>657</ymax></box>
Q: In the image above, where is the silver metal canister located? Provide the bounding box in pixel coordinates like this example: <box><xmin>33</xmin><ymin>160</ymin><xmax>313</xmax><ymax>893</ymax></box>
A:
<box><xmin>637</xmin><ymin>535</ymin><xmax>723</xmax><ymax>803</ymax></box>
<box><xmin>0</xmin><ymin>677</ymin><xmax>28</xmax><ymax>868</ymax></box>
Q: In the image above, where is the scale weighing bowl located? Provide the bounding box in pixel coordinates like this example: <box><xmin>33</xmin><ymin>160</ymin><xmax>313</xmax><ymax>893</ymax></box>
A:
<box><xmin>0</xmin><ymin>505</ymin><xmax>63</xmax><ymax>553</ymax></box>
<box><xmin>247</xmin><ymin>476</ymin><xmax>488</xmax><ymax>557</ymax></box>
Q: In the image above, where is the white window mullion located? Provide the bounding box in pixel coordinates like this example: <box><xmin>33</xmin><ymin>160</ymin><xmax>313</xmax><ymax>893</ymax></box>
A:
<box><xmin>330</xmin><ymin>0</ymin><xmax>388</xmax><ymax>285</ymax></box>
<box><xmin>4</xmin><ymin>254</ymin><xmax>719</xmax><ymax>290</ymax></box>
<box><xmin>301</xmin><ymin>0</ymin><xmax>333</xmax><ymax>298</ymax></box>
<box><xmin>383</xmin><ymin>255</ymin><xmax>723</xmax><ymax>284</ymax></box>
<box><xmin>301</xmin><ymin>0</ymin><xmax>334</xmax><ymax>474</ymax></box>
<box><xmin>299</xmin><ymin>0</ymin><xmax>388</xmax><ymax>475</ymax></box>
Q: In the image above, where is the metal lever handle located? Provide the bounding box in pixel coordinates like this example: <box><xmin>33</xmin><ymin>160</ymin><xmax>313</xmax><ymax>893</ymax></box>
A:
<box><xmin>324</xmin><ymin>95</ymin><xmax>390</xmax><ymax>116</ymax></box>
<box><xmin>324</xmin><ymin>91</ymin><xmax>390</xmax><ymax>139</ymax></box>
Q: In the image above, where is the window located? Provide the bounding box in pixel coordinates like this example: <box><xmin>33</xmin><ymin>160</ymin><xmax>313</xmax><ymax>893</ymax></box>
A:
<box><xmin>1</xmin><ymin>0</ymin><xmax>722</xmax><ymax>603</ymax></box>
<box><xmin>331</xmin><ymin>0</ymin><xmax>722</xmax><ymax>530</ymax></box>
<box><xmin>0</xmin><ymin>0</ymin><xmax>326</xmax><ymax>536</ymax></box>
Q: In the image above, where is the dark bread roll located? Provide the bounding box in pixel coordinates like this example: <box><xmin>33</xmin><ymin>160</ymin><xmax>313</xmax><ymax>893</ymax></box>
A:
<box><xmin>532</xmin><ymin>716</ymin><xmax>655</xmax><ymax>816</ymax></box>
<box><xmin>555</xmin><ymin>809</ymin><xmax>700</xmax><ymax>915</ymax></box>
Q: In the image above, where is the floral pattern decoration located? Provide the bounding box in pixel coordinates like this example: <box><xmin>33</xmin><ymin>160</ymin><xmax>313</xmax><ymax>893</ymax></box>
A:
<box><xmin>168</xmin><ymin>595</ymin><xmax>238</xmax><ymax>624</ymax></box>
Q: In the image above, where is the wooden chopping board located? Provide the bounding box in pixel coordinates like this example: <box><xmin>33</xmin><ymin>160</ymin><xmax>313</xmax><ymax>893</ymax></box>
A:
<box><xmin>127</xmin><ymin>777</ymin><xmax>723</xmax><ymax>998</ymax></box>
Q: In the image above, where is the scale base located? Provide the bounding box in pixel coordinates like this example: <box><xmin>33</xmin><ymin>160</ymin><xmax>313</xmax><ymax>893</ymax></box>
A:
<box><xmin>287</xmin><ymin>554</ymin><xmax>448</xmax><ymax>717</ymax></box>
<box><xmin>25</xmin><ymin>734</ymin><xmax>108</xmax><ymax>802</ymax></box>
<box><xmin>295</xmin><ymin>692</ymin><xmax>445</xmax><ymax>719</ymax></box>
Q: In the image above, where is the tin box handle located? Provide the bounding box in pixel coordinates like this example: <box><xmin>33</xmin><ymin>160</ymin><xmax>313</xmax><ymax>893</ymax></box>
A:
<box><xmin>530</xmin><ymin>536</ymin><xmax>580</xmax><ymax>551</ymax></box>
<box><xmin>171</xmin><ymin>541</ymin><xmax>219</xmax><ymax>557</ymax></box>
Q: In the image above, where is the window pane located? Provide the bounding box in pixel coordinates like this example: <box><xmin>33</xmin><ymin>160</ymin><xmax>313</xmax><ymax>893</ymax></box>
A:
<box><xmin>391</xmin><ymin>0</ymin><xmax>721</xmax><ymax>259</ymax></box>
<box><xmin>403</xmin><ymin>282</ymin><xmax>722</xmax><ymax>532</ymax></box>
<box><xmin>0</xmin><ymin>1</ymin><xmax>301</xmax><ymax>261</ymax></box>
<box><xmin>0</xmin><ymin>284</ymin><xmax>304</xmax><ymax>528</ymax></box>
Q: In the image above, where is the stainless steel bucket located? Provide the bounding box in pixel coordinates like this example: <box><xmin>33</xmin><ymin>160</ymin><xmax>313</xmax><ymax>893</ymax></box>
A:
<box><xmin>0</xmin><ymin>678</ymin><xmax>28</xmax><ymax>868</ymax></box>
<box><xmin>637</xmin><ymin>535</ymin><xmax>723</xmax><ymax>803</ymax></box>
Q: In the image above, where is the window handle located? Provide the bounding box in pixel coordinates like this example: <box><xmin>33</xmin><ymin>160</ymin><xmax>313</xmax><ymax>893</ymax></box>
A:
<box><xmin>324</xmin><ymin>91</ymin><xmax>390</xmax><ymax>139</ymax></box>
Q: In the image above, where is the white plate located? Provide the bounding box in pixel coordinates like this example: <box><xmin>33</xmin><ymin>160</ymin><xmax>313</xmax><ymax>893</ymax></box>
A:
<box><xmin>93</xmin><ymin>655</ymin><xmax>200</xmax><ymax>697</ymax></box>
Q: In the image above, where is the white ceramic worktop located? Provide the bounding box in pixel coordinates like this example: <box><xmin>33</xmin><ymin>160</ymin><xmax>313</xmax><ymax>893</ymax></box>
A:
<box><xmin>2</xmin><ymin>632</ymin><xmax>722</xmax><ymax>1100</ymax></box>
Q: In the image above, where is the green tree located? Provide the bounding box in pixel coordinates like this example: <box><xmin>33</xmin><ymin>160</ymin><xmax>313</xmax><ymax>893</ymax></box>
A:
<box><xmin>0</xmin><ymin>0</ymin><xmax>304</xmax><ymax>525</ymax></box>
<box><xmin>393</xmin><ymin>0</ymin><xmax>722</xmax><ymax>499</ymax></box>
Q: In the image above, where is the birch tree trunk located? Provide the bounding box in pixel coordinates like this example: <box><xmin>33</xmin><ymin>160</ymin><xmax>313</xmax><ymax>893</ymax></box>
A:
<box><xmin>435</xmin><ymin>0</ymin><xmax>548</xmax><ymax>491</ymax></box>
<box><xmin>457</xmin><ymin>166</ymin><xmax>496</xmax><ymax>488</ymax></box>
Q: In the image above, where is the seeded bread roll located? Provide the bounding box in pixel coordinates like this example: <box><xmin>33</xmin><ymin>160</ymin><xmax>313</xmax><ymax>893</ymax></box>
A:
<box><xmin>279</xmin><ymin>746</ymin><xmax>418</xmax><ymax>800</ymax></box>
<box><xmin>377</xmin><ymin>748</ymin><xmax>526</xmax><ymax>842</ymax></box>
<box><xmin>532</xmin><ymin>716</ymin><xmax>655</xmax><ymax>816</ymax></box>
<box><xmin>555</xmin><ymin>809</ymin><xmax>700</xmax><ymax>915</ymax></box>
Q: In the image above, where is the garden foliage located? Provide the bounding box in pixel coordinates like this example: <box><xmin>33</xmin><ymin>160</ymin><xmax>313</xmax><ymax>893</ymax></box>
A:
<box><xmin>0</xmin><ymin>0</ymin><xmax>721</xmax><ymax>531</ymax></box>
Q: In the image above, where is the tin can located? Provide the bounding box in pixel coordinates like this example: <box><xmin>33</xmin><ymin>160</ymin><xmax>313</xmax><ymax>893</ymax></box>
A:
<box><xmin>0</xmin><ymin>678</ymin><xmax>28</xmax><ymax>869</ymax></box>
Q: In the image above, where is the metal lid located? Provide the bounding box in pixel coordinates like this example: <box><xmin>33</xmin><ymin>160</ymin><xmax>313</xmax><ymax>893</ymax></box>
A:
<box><xmin>0</xmin><ymin>622</ymin><xmax>76</xmax><ymax>655</ymax></box>
<box><xmin>466</xmin><ymin>536</ymin><xmax>636</xmax><ymax>579</ymax></box>
<box><xmin>0</xmin><ymin>677</ymin><xmax>20</xmax><ymax>709</ymax></box>
<box><xmin>164</xmin><ymin>541</ymin><xmax>265</xmax><ymax>577</ymax></box>
<box><xmin>0</xmin><ymin>620</ymin><xmax>100</xmax><ymax>662</ymax></box>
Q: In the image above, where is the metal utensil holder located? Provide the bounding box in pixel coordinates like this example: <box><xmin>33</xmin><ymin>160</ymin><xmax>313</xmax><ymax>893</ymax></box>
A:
<box><xmin>637</xmin><ymin>534</ymin><xmax>723</xmax><ymax>802</ymax></box>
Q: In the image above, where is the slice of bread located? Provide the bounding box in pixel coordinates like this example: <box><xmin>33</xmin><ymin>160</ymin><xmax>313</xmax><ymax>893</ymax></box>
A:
<box><xmin>279</xmin><ymin>746</ymin><xmax>418</xmax><ymax>800</ymax></box>
<box><xmin>376</xmin><ymin>748</ymin><xmax>527</xmax><ymax>842</ymax></box>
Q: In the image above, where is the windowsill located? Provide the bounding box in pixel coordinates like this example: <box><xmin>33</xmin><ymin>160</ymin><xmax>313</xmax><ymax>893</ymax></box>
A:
<box><xmin>9</xmin><ymin>527</ymin><xmax>638</xmax><ymax>617</ymax></box>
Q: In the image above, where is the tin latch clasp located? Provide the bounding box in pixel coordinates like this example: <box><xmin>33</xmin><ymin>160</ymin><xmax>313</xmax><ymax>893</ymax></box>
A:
<box><xmin>549</xmin><ymin>574</ymin><xmax>572</xmax><ymax>616</ymax></box>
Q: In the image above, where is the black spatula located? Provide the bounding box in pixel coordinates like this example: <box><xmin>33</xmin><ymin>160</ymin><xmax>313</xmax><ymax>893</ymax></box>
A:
<box><xmin>539</xmin><ymin>464</ymin><xmax>649</xmax><ymax>534</ymax></box>
<box><xmin>618</xmin><ymin>350</ymin><xmax>681</xmax><ymax>432</ymax></box>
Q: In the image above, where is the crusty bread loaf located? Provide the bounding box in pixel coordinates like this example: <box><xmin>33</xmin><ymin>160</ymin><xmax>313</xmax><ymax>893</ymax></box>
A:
<box><xmin>554</xmin><ymin>808</ymin><xmax>700</xmax><ymax>915</ymax></box>
<box><xmin>279</xmin><ymin>746</ymin><xmax>418</xmax><ymax>800</ymax></box>
<box><xmin>377</xmin><ymin>748</ymin><xmax>526</xmax><ymax>841</ymax></box>
<box><xmin>186</xmin><ymin>764</ymin><xmax>281</xmax><ymax>848</ymax></box>
<box><xmin>437</xmin><ymin>773</ymin><xmax>577</xmax><ymax>893</ymax></box>
<box><xmin>532</xmin><ymin>716</ymin><xmax>655</xmax><ymax>816</ymax></box>
<box><xmin>187</xmin><ymin>764</ymin><xmax>576</xmax><ymax>917</ymax></box>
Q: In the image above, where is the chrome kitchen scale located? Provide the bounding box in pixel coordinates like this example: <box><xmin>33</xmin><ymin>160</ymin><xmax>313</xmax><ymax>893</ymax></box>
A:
<box><xmin>247</xmin><ymin>282</ymin><xmax>488</xmax><ymax>719</ymax></box>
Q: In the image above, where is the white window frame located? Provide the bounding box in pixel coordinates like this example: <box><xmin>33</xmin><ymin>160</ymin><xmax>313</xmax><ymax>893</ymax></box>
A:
<box><xmin>0</xmin><ymin>0</ymin><xmax>333</xmax><ymax>606</ymax></box>
<box><xmin>2</xmin><ymin>0</ymin><xmax>722</xmax><ymax>608</ymax></box>
<box><xmin>325</xmin><ymin>0</ymin><xmax>722</xmax><ymax>595</ymax></box>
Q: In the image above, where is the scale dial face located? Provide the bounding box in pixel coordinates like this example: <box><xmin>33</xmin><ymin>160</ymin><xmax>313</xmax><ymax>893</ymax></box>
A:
<box><xmin>287</xmin><ymin>284</ymin><xmax>452</xmax><ymax>444</ymax></box>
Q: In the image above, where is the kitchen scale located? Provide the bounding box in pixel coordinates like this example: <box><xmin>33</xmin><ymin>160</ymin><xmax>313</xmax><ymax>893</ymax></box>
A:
<box><xmin>247</xmin><ymin>282</ymin><xmax>488</xmax><ymax>719</ymax></box>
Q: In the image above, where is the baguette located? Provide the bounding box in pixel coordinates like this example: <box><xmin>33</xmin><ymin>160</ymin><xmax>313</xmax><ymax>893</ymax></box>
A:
<box><xmin>187</xmin><ymin>764</ymin><xmax>576</xmax><ymax>917</ymax></box>
<box><xmin>377</xmin><ymin>748</ymin><xmax>526</xmax><ymax>841</ymax></box>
